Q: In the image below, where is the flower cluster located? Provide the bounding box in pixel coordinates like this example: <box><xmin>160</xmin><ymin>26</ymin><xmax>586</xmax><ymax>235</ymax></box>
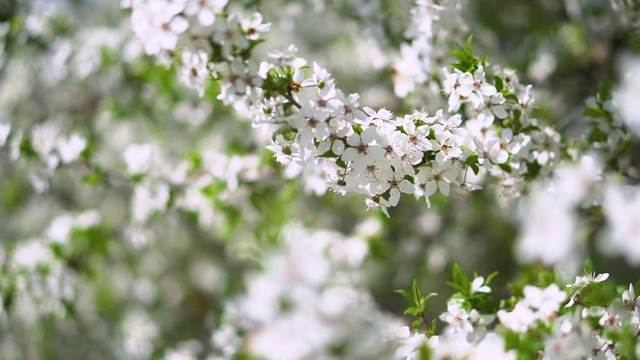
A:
<box><xmin>0</xmin><ymin>122</ymin><xmax>88</xmax><ymax>191</ymax></box>
<box><xmin>128</xmin><ymin>0</ymin><xmax>571</xmax><ymax>216</ymax></box>
<box><xmin>397</xmin><ymin>267</ymin><xmax>640</xmax><ymax>359</ymax></box>
<box><xmin>128</xmin><ymin>0</ymin><xmax>269</xmax><ymax>101</ymax></box>
<box><xmin>391</xmin><ymin>0</ymin><xmax>467</xmax><ymax>100</ymax></box>
<box><xmin>211</xmin><ymin>224</ymin><xmax>398</xmax><ymax>360</ymax></box>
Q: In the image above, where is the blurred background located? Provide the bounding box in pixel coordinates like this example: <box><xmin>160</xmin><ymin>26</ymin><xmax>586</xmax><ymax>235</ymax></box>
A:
<box><xmin>0</xmin><ymin>0</ymin><xmax>639</xmax><ymax>358</ymax></box>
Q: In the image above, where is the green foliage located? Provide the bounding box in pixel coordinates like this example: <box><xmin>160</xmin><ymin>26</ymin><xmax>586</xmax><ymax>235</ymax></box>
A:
<box><xmin>395</xmin><ymin>279</ymin><xmax>438</xmax><ymax>332</ymax></box>
<box><xmin>449</xmin><ymin>35</ymin><xmax>482</xmax><ymax>73</ymax></box>
<box><xmin>447</xmin><ymin>263</ymin><xmax>471</xmax><ymax>296</ymax></box>
<box><xmin>503</xmin><ymin>329</ymin><xmax>545</xmax><ymax>360</ymax></box>
<box><xmin>465</xmin><ymin>154</ymin><xmax>480</xmax><ymax>175</ymax></box>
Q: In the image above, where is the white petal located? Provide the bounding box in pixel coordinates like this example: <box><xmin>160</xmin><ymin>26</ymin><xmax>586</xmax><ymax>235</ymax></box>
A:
<box><xmin>438</xmin><ymin>180</ymin><xmax>450</xmax><ymax>196</ymax></box>
<box><xmin>367</xmin><ymin>145</ymin><xmax>385</xmax><ymax>160</ymax></box>
<box><xmin>170</xmin><ymin>16</ymin><xmax>189</xmax><ymax>34</ymax></box>
<box><xmin>423</xmin><ymin>181</ymin><xmax>437</xmax><ymax>197</ymax></box>
<box><xmin>388</xmin><ymin>188</ymin><xmax>401</xmax><ymax>207</ymax></box>
<box><xmin>493</xmin><ymin>106</ymin><xmax>508</xmax><ymax>119</ymax></box>
<box><xmin>198</xmin><ymin>9</ymin><xmax>216</xmax><ymax>26</ymax></box>
<box><xmin>341</xmin><ymin>148</ymin><xmax>357</xmax><ymax>162</ymax></box>
<box><xmin>399</xmin><ymin>179</ymin><xmax>414</xmax><ymax>194</ymax></box>
<box><xmin>360</xmin><ymin>126</ymin><xmax>379</xmax><ymax>144</ymax></box>
<box><xmin>346</xmin><ymin>133</ymin><xmax>361</xmax><ymax>147</ymax></box>
<box><xmin>332</xmin><ymin>140</ymin><xmax>345</xmax><ymax>155</ymax></box>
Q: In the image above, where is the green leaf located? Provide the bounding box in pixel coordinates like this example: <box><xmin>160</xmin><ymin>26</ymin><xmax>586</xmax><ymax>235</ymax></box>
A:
<box><xmin>583</xmin><ymin>106</ymin><xmax>606</xmax><ymax>118</ymax></box>
<box><xmin>466</xmin><ymin>154</ymin><xmax>480</xmax><ymax>175</ymax></box>
<box><xmin>524</xmin><ymin>161</ymin><xmax>541</xmax><ymax>181</ymax></box>
<box><xmin>505</xmin><ymin>94</ymin><xmax>519</xmax><ymax>102</ymax></box>
<box><xmin>412</xmin><ymin>278</ymin><xmax>422</xmax><ymax>306</ymax></box>
<box><xmin>82</xmin><ymin>168</ymin><xmax>105</xmax><ymax>186</ymax></box>
<box><xmin>485</xmin><ymin>271</ymin><xmax>499</xmax><ymax>286</ymax></box>
<box><xmin>405</xmin><ymin>307</ymin><xmax>420</xmax><ymax>316</ymax></box>
<box><xmin>451</xmin><ymin>264</ymin><xmax>471</xmax><ymax>295</ymax></box>
<box><xmin>394</xmin><ymin>289</ymin><xmax>412</xmax><ymax>304</ymax></box>
<box><xmin>498</xmin><ymin>163</ymin><xmax>512</xmax><ymax>173</ymax></box>
<box><xmin>317</xmin><ymin>150</ymin><xmax>336</xmax><ymax>158</ymax></box>
<box><xmin>597</xmin><ymin>82</ymin><xmax>612</xmax><ymax>102</ymax></box>
<box><xmin>188</xmin><ymin>150</ymin><xmax>202</xmax><ymax>173</ymax></box>
<box><xmin>538</xmin><ymin>270</ymin><xmax>555</xmax><ymax>287</ymax></box>
<box><xmin>448</xmin><ymin>35</ymin><xmax>481</xmax><ymax>73</ymax></box>
<box><xmin>19</xmin><ymin>137</ymin><xmax>36</xmax><ymax>157</ymax></box>
<box><xmin>519</xmin><ymin>125</ymin><xmax>540</xmax><ymax>134</ymax></box>
<box><xmin>494</xmin><ymin>75</ymin><xmax>504</xmax><ymax>92</ymax></box>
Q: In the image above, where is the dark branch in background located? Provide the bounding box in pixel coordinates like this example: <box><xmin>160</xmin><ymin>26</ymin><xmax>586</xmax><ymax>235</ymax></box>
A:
<box><xmin>0</xmin><ymin>0</ymin><xmax>19</xmax><ymax>89</ymax></box>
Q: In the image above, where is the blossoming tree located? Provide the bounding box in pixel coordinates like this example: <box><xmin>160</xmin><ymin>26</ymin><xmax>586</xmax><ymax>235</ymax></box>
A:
<box><xmin>1</xmin><ymin>0</ymin><xmax>640</xmax><ymax>358</ymax></box>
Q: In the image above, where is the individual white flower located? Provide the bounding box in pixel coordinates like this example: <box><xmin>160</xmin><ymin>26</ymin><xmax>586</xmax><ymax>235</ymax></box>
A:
<box><xmin>475</xmin><ymin>137</ymin><xmax>508</xmax><ymax>169</ymax></box>
<box><xmin>361</xmin><ymin>158</ymin><xmax>394</xmax><ymax>195</ymax></box>
<box><xmin>55</xmin><ymin>133</ymin><xmax>86</xmax><ymax>164</ymax></box>
<box><xmin>288</xmin><ymin>106</ymin><xmax>330</xmax><ymax>150</ymax></box>
<box><xmin>432</xmin><ymin>131</ymin><xmax>463</xmax><ymax>165</ymax></box>
<box><xmin>568</xmin><ymin>273</ymin><xmax>609</xmax><ymax>288</ymax></box>
<box><xmin>456</xmin><ymin>66</ymin><xmax>497</xmax><ymax>109</ymax></box>
<box><xmin>431</xmin><ymin>111</ymin><xmax>463</xmax><ymax>139</ymax></box>
<box><xmin>523</xmin><ymin>284</ymin><xmax>567</xmax><ymax>319</ymax></box>
<box><xmin>361</xmin><ymin>107</ymin><xmax>396</xmax><ymax>131</ymax></box>
<box><xmin>384</xmin><ymin>167</ymin><xmax>414</xmax><ymax>207</ymax></box>
<box><xmin>240</xmin><ymin>13</ymin><xmax>271</xmax><ymax>41</ymax></box>
<box><xmin>399</xmin><ymin>115</ymin><xmax>432</xmax><ymax>152</ymax></box>
<box><xmin>471</xmin><ymin>277</ymin><xmax>491</xmax><ymax>294</ymax></box>
<box><xmin>334</xmin><ymin>90</ymin><xmax>366</xmax><ymax>124</ymax></box>
<box><xmin>301</xmin><ymin>62</ymin><xmax>335</xmax><ymax>95</ymax></box>
<box><xmin>266</xmin><ymin>135</ymin><xmax>305</xmax><ymax>169</ymax></box>
<box><xmin>316</xmin><ymin>118</ymin><xmax>350</xmax><ymax>156</ymax></box>
<box><xmin>480</xmin><ymin>93</ymin><xmax>508</xmax><ymax>119</ymax></box>
<box><xmin>341</xmin><ymin>126</ymin><xmax>385</xmax><ymax>173</ymax></box>
<box><xmin>415</xmin><ymin>163</ymin><xmax>459</xmax><ymax>197</ymax></box>
<box><xmin>179</xmin><ymin>50</ymin><xmax>209</xmax><ymax>97</ymax></box>
<box><xmin>440</xmin><ymin>299</ymin><xmax>473</xmax><ymax>334</ymax></box>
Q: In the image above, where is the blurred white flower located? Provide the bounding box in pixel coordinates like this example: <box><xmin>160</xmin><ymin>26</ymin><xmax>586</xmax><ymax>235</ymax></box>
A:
<box><xmin>124</xmin><ymin>143</ymin><xmax>153</xmax><ymax>175</ymax></box>
<box><xmin>614</xmin><ymin>55</ymin><xmax>640</xmax><ymax>136</ymax></box>
<box><xmin>56</xmin><ymin>133</ymin><xmax>86</xmax><ymax>164</ymax></box>
<box><xmin>600</xmin><ymin>184</ymin><xmax>640</xmax><ymax>264</ymax></box>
